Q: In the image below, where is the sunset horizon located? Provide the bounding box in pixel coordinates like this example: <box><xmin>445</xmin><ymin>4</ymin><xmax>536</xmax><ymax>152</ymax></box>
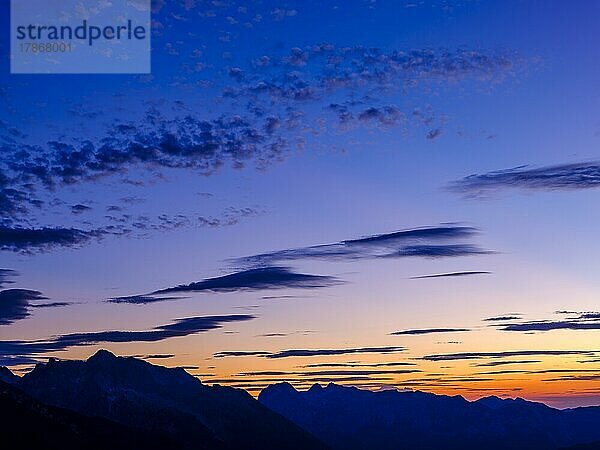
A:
<box><xmin>1</xmin><ymin>1</ymin><xmax>599</xmax><ymax>448</ymax></box>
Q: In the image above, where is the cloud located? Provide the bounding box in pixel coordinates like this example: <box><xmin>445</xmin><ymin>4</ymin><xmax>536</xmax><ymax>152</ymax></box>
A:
<box><xmin>110</xmin><ymin>267</ymin><xmax>339</xmax><ymax>305</ymax></box>
<box><xmin>213</xmin><ymin>350</ymin><xmax>273</xmax><ymax>358</ymax></box>
<box><xmin>0</xmin><ymin>289</ymin><xmax>50</xmax><ymax>325</ymax></box>
<box><xmin>0</xmin><ymin>314</ymin><xmax>255</xmax><ymax>365</ymax></box>
<box><xmin>477</xmin><ymin>368</ymin><xmax>598</xmax><ymax>376</ymax></box>
<box><xmin>0</xmin><ymin>225</ymin><xmax>107</xmax><ymax>254</ymax></box>
<box><xmin>237</xmin><ymin>368</ymin><xmax>420</xmax><ymax>378</ymax></box>
<box><xmin>483</xmin><ymin>315</ymin><xmax>522</xmax><ymax>322</ymax></box>
<box><xmin>302</xmin><ymin>362</ymin><xmax>416</xmax><ymax>368</ymax></box>
<box><xmin>450</xmin><ymin>161</ymin><xmax>600</xmax><ymax>196</ymax></box>
<box><xmin>71</xmin><ymin>204</ymin><xmax>92</xmax><ymax>214</ymax></box>
<box><xmin>234</xmin><ymin>226</ymin><xmax>491</xmax><ymax>265</ymax></box>
<box><xmin>266</xmin><ymin>346</ymin><xmax>406</xmax><ymax>359</ymax></box>
<box><xmin>543</xmin><ymin>374</ymin><xmax>600</xmax><ymax>382</ymax></box>
<box><xmin>296</xmin><ymin>369</ymin><xmax>420</xmax><ymax>377</ymax></box>
<box><xmin>498</xmin><ymin>320</ymin><xmax>600</xmax><ymax>332</ymax></box>
<box><xmin>53</xmin><ymin>315</ymin><xmax>255</xmax><ymax>346</ymax></box>
<box><xmin>30</xmin><ymin>302</ymin><xmax>71</xmax><ymax>308</ymax></box>
<box><xmin>410</xmin><ymin>271</ymin><xmax>491</xmax><ymax>279</ymax></box>
<box><xmin>1</xmin><ymin>207</ymin><xmax>260</xmax><ymax>254</ymax></box>
<box><xmin>426</xmin><ymin>128</ymin><xmax>443</xmax><ymax>140</ymax></box>
<box><xmin>489</xmin><ymin>311</ymin><xmax>600</xmax><ymax>332</ymax></box>
<box><xmin>389</xmin><ymin>244</ymin><xmax>491</xmax><ymax>258</ymax></box>
<box><xmin>0</xmin><ymin>113</ymin><xmax>296</xmax><ymax>223</ymax></box>
<box><xmin>391</xmin><ymin>328</ymin><xmax>470</xmax><ymax>335</ymax></box>
<box><xmin>214</xmin><ymin>345</ymin><xmax>406</xmax><ymax>359</ymax></box>
<box><xmin>0</xmin><ymin>269</ymin><xmax>18</xmax><ymax>287</ymax></box>
<box><xmin>0</xmin><ymin>38</ymin><xmax>521</xmax><ymax>251</ymax></box>
<box><xmin>140</xmin><ymin>354</ymin><xmax>176</xmax><ymax>360</ymax></box>
<box><xmin>580</xmin><ymin>312</ymin><xmax>600</xmax><ymax>319</ymax></box>
<box><xmin>473</xmin><ymin>360</ymin><xmax>542</xmax><ymax>367</ymax></box>
<box><xmin>422</xmin><ymin>350</ymin><xmax>597</xmax><ymax>361</ymax></box>
<box><xmin>149</xmin><ymin>266</ymin><xmax>341</xmax><ymax>297</ymax></box>
<box><xmin>225</xmin><ymin>46</ymin><xmax>518</xmax><ymax>105</ymax></box>
<box><xmin>357</xmin><ymin>105</ymin><xmax>404</xmax><ymax>128</ymax></box>
<box><xmin>107</xmin><ymin>295</ymin><xmax>188</xmax><ymax>305</ymax></box>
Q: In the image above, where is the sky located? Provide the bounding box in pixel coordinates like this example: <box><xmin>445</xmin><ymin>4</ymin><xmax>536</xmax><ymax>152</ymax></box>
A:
<box><xmin>1</xmin><ymin>0</ymin><xmax>599</xmax><ymax>409</ymax></box>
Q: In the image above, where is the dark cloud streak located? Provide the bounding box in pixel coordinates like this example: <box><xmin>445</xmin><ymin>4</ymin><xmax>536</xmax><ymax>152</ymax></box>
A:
<box><xmin>0</xmin><ymin>314</ymin><xmax>255</xmax><ymax>365</ymax></box>
<box><xmin>410</xmin><ymin>271</ymin><xmax>491</xmax><ymax>279</ymax></box>
<box><xmin>391</xmin><ymin>328</ymin><xmax>470</xmax><ymax>335</ymax></box>
<box><xmin>450</xmin><ymin>161</ymin><xmax>600</xmax><ymax>195</ymax></box>
<box><xmin>234</xmin><ymin>226</ymin><xmax>491</xmax><ymax>265</ymax></box>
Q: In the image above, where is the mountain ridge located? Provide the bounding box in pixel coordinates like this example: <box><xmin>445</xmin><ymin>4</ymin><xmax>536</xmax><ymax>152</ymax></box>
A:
<box><xmin>259</xmin><ymin>381</ymin><xmax>600</xmax><ymax>450</ymax></box>
<box><xmin>5</xmin><ymin>351</ymin><xmax>599</xmax><ymax>450</ymax></box>
<box><xmin>17</xmin><ymin>350</ymin><xmax>327</xmax><ymax>450</ymax></box>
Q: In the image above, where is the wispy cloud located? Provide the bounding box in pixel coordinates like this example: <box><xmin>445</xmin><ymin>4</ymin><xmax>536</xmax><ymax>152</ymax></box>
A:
<box><xmin>0</xmin><ymin>289</ymin><xmax>49</xmax><ymax>325</ymax></box>
<box><xmin>302</xmin><ymin>362</ymin><xmax>416</xmax><ymax>368</ymax></box>
<box><xmin>498</xmin><ymin>320</ymin><xmax>600</xmax><ymax>332</ymax></box>
<box><xmin>0</xmin><ymin>226</ymin><xmax>107</xmax><ymax>253</ymax></box>
<box><xmin>410</xmin><ymin>271</ymin><xmax>491</xmax><ymax>279</ymax></box>
<box><xmin>235</xmin><ymin>368</ymin><xmax>421</xmax><ymax>378</ymax></box>
<box><xmin>450</xmin><ymin>161</ymin><xmax>600</xmax><ymax>196</ymax></box>
<box><xmin>110</xmin><ymin>267</ymin><xmax>341</xmax><ymax>304</ymax></box>
<box><xmin>213</xmin><ymin>350</ymin><xmax>273</xmax><ymax>358</ymax></box>
<box><xmin>214</xmin><ymin>345</ymin><xmax>406</xmax><ymax>359</ymax></box>
<box><xmin>233</xmin><ymin>226</ymin><xmax>491</xmax><ymax>265</ymax></box>
<box><xmin>154</xmin><ymin>267</ymin><xmax>341</xmax><ymax>295</ymax></box>
<box><xmin>490</xmin><ymin>311</ymin><xmax>600</xmax><ymax>332</ymax></box>
<box><xmin>473</xmin><ymin>360</ymin><xmax>542</xmax><ymax>367</ymax></box>
<box><xmin>0</xmin><ymin>314</ymin><xmax>255</xmax><ymax>365</ymax></box>
<box><xmin>422</xmin><ymin>350</ymin><xmax>597</xmax><ymax>361</ymax></box>
<box><xmin>107</xmin><ymin>295</ymin><xmax>189</xmax><ymax>305</ymax></box>
<box><xmin>391</xmin><ymin>328</ymin><xmax>470</xmax><ymax>335</ymax></box>
<box><xmin>483</xmin><ymin>315</ymin><xmax>522</xmax><ymax>322</ymax></box>
<box><xmin>0</xmin><ymin>268</ymin><xmax>18</xmax><ymax>287</ymax></box>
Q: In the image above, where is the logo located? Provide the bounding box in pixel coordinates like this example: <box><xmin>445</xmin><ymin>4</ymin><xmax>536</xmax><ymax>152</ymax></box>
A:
<box><xmin>10</xmin><ymin>0</ymin><xmax>151</xmax><ymax>74</ymax></box>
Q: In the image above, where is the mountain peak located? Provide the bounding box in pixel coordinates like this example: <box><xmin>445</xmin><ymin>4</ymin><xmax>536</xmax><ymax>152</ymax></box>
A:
<box><xmin>87</xmin><ymin>349</ymin><xmax>117</xmax><ymax>363</ymax></box>
<box><xmin>20</xmin><ymin>353</ymin><xmax>326</xmax><ymax>450</ymax></box>
<box><xmin>272</xmin><ymin>381</ymin><xmax>298</xmax><ymax>393</ymax></box>
<box><xmin>308</xmin><ymin>383</ymin><xmax>324</xmax><ymax>392</ymax></box>
<box><xmin>0</xmin><ymin>366</ymin><xmax>18</xmax><ymax>384</ymax></box>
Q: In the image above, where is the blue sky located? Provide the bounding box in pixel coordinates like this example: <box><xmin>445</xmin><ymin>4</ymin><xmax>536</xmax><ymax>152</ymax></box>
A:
<box><xmin>1</xmin><ymin>0</ymin><xmax>599</xmax><ymax>408</ymax></box>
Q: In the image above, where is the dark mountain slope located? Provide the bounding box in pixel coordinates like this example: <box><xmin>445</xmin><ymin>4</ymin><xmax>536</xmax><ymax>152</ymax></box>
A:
<box><xmin>562</xmin><ymin>443</ymin><xmax>600</xmax><ymax>450</ymax></box>
<box><xmin>0</xmin><ymin>365</ymin><xmax>18</xmax><ymax>384</ymax></box>
<box><xmin>259</xmin><ymin>382</ymin><xmax>600</xmax><ymax>450</ymax></box>
<box><xmin>0</xmin><ymin>379</ymin><xmax>183</xmax><ymax>450</ymax></box>
<box><xmin>19</xmin><ymin>350</ymin><xmax>327</xmax><ymax>450</ymax></box>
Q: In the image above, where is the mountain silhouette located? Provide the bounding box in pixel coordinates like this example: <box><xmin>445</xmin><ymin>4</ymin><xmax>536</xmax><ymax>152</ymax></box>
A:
<box><xmin>259</xmin><ymin>382</ymin><xmax>600</xmax><ymax>450</ymax></box>
<box><xmin>7</xmin><ymin>352</ymin><xmax>600</xmax><ymax>450</ymax></box>
<box><xmin>0</xmin><ymin>365</ymin><xmax>18</xmax><ymax>384</ymax></box>
<box><xmin>16</xmin><ymin>350</ymin><xmax>327</xmax><ymax>450</ymax></box>
<box><xmin>562</xmin><ymin>443</ymin><xmax>600</xmax><ymax>450</ymax></box>
<box><xmin>0</xmin><ymin>378</ymin><xmax>183</xmax><ymax>450</ymax></box>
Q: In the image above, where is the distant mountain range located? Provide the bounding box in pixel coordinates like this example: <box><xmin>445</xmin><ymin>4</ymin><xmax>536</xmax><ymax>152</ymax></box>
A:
<box><xmin>1</xmin><ymin>350</ymin><xmax>599</xmax><ymax>450</ymax></box>
<box><xmin>259</xmin><ymin>382</ymin><xmax>600</xmax><ymax>450</ymax></box>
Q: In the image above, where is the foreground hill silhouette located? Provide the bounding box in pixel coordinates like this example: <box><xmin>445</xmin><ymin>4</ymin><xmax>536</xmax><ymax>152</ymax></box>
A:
<box><xmin>12</xmin><ymin>350</ymin><xmax>326</xmax><ymax>450</ymax></box>
<box><xmin>0</xmin><ymin>379</ymin><xmax>182</xmax><ymax>450</ymax></box>
<box><xmin>259</xmin><ymin>382</ymin><xmax>600</xmax><ymax>450</ymax></box>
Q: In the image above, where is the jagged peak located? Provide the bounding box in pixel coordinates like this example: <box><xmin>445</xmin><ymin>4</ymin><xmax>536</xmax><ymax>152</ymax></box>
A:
<box><xmin>308</xmin><ymin>383</ymin><xmax>324</xmax><ymax>392</ymax></box>
<box><xmin>0</xmin><ymin>365</ymin><xmax>18</xmax><ymax>384</ymax></box>
<box><xmin>87</xmin><ymin>349</ymin><xmax>118</xmax><ymax>362</ymax></box>
<box><xmin>260</xmin><ymin>381</ymin><xmax>298</xmax><ymax>396</ymax></box>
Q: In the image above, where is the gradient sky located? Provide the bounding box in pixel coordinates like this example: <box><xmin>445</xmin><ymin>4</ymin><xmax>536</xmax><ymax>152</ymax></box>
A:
<box><xmin>1</xmin><ymin>0</ymin><xmax>599</xmax><ymax>409</ymax></box>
